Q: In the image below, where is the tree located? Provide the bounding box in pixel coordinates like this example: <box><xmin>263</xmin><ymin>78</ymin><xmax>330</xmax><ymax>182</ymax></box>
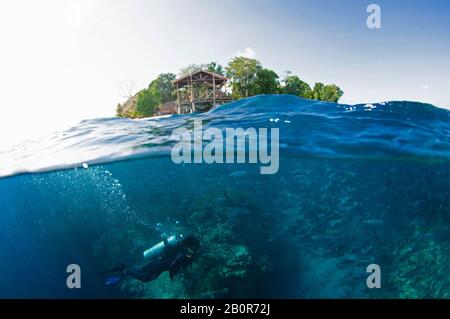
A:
<box><xmin>135</xmin><ymin>88</ymin><xmax>160</xmax><ymax>118</ymax></box>
<box><xmin>226</xmin><ymin>57</ymin><xmax>262</xmax><ymax>99</ymax></box>
<box><xmin>205</xmin><ymin>62</ymin><xmax>225</xmax><ymax>75</ymax></box>
<box><xmin>311</xmin><ymin>82</ymin><xmax>343</xmax><ymax>102</ymax></box>
<box><xmin>254</xmin><ymin>68</ymin><xmax>280</xmax><ymax>95</ymax></box>
<box><xmin>320</xmin><ymin>84</ymin><xmax>344</xmax><ymax>102</ymax></box>
<box><xmin>135</xmin><ymin>73</ymin><xmax>177</xmax><ymax>117</ymax></box>
<box><xmin>118</xmin><ymin>80</ymin><xmax>137</xmax><ymax>100</ymax></box>
<box><xmin>312</xmin><ymin>83</ymin><xmax>325</xmax><ymax>100</ymax></box>
<box><xmin>282</xmin><ymin>75</ymin><xmax>312</xmax><ymax>98</ymax></box>
<box><xmin>116</xmin><ymin>58</ymin><xmax>346</xmax><ymax>119</ymax></box>
<box><xmin>179</xmin><ymin>62</ymin><xmax>225</xmax><ymax>77</ymax></box>
<box><xmin>150</xmin><ymin>73</ymin><xmax>176</xmax><ymax>103</ymax></box>
<box><xmin>116</xmin><ymin>103</ymin><xmax>125</xmax><ymax>117</ymax></box>
<box><xmin>179</xmin><ymin>64</ymin><xmax>204</xmax><ymax>76</ymax></box>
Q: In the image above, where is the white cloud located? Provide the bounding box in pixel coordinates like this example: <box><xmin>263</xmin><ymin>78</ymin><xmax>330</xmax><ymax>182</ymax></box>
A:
<box><xmin>234</xmin><ymin>47</ymin><xmax>256</xmax><ymax>59</ymax></box>
<box><xmin>420</xmin><ymin>83</ymin><xmax>430</xmax><ymax>90</ymax></box>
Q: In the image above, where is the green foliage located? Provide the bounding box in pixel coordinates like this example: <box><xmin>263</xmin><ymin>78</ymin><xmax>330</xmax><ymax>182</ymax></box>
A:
<box><xmin>116</xmin><ymin>58</ymin><xmax>345</xmax><ymax>118</ymax></box>
<box><xmin>179</xmin><ymin>62</ymin><xmax>225</xmax><ymax>77</ymax></box>
<box><xmin>135</xmin><ymin>88</ymin><xmax>160</xmax><ymax>118</ymax></box>
<box><xmin>116</xmin><ymin>96</ymin><xmax>139</xmax><ymax>118</ymax></box>
<box><xmin>254</xmin><ymin>68</ymin><xmax>280</xmax><ymax>95</ymax></box>
<box><xmin>205</xmin><ymin>62</ymin><xmax>225</xmax><ymax>76</ymax></box>
<box><xmin>116</xmin><ymin>103</ymin><xmax>125</xmax><ymax>117</ymax></box>
<box><xmin>134</xmin><ymin>73</ymin><xmax>176</xmax><ymax>118</ymax></box>
<box><xmin>282</xmin><ymin>75</ymin><xmax>312</xmax><ymax>98</ymax></box>
<box><xmin>151</xmin><ymin>73</ymin><xmax>176</xmax><ymax>103</ymax></box>
<box><xmin>312</xmin><ymin>82</ymin><xmax>343</xmax><ymax>102</ymax></box>
<box><xmin>226</xmin><ymin>57</ymin><xmax>262</xmax><ymax>99</ymax></box>
<box><xmin>320</xmin><ymin>84</ymin><xmax>344</xmax><ymax>103</ymax></box>
<box><xmin>312</xmin><ymin>82</ymin><xmax>325</xmax><ymax>100</ymax></box>
<box><xmin>179</xmin><ymin>64</ymin><xmax>205</xmax><ymax>77</ymax></box>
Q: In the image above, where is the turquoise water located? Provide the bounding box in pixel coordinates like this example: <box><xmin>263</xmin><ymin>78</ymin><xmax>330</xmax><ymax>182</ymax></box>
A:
<box><xmin>0</xmin><ymin>95</ymin><xmax>449</xmax><ymax>298</ymax></box>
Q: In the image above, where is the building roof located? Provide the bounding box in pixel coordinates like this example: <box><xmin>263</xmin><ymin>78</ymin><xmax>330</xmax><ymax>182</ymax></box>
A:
<box><xmin>173</xmin><ymin>70</ymin><xmax>229</xmax><ymax>88</ymax></box>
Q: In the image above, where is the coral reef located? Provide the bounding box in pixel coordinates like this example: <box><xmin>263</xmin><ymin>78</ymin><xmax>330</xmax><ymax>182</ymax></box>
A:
<box><xmin>19</xmin><ymin>155</ymin><xmax>450</xmax><ymax>298</ymax></box>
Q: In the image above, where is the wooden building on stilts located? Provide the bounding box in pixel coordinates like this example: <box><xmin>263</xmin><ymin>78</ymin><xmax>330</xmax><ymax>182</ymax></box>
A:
<box><xmin>173</xmin><ymin>70</ymin><xmax>231</xmax><ymax>114</ymax></box>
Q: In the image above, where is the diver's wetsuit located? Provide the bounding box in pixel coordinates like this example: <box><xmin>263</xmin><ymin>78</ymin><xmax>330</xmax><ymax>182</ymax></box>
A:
<box><xmin>126</xmin><ymin>245</ymin><xmax>193</xmax><ymax>282</ymax></box>
<box><xmin>102</xmin><ymin>235</ymin><xmax>199</xmax><ymax>285</ymax></box>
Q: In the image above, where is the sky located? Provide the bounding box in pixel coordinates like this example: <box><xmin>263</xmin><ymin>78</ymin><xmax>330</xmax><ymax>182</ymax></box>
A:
<box><xmin>0</xmin><ymin>0</ymin><xmax>449</xmax><ymax>147</ymax></box>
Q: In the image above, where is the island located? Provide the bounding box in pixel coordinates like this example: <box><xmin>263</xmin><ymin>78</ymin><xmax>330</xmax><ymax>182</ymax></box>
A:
<box><xmin>116</xmin><ymin>57</ymin><xmax>344</xmax><ymax>119</ymax></box>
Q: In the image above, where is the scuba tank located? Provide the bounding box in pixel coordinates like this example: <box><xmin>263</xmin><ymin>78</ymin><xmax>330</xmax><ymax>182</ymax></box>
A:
<box><xmin>143</xmin><ymin>234</ymin><xmax>184</xmax><ymax>260</ymax></box>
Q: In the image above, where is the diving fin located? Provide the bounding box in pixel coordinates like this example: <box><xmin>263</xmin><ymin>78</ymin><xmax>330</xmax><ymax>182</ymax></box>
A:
<box><xmin>105</xmin><ymin>275</ymin><xmax>123</xmax><ymax>286</ymax></box>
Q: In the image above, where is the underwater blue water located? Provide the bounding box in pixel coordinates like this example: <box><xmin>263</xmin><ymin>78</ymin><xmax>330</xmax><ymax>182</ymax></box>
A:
<box><xmin>0</xmin><ymin>95</ymin><xmax>449</xmax><ymax>298</ymax></box>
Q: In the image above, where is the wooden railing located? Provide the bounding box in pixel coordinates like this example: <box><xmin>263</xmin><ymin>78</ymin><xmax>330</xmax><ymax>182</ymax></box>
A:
<box><xmin>179</xmin><ymin>90</ymin><xmax>230</xmax><ymax>103</ymax></box>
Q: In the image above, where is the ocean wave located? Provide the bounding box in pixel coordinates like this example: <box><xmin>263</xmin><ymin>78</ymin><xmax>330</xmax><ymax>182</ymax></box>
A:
<box><xmin>1</xmin><ymin>95</ymin><xmax>449</xmax><ymax>178</ymax></box>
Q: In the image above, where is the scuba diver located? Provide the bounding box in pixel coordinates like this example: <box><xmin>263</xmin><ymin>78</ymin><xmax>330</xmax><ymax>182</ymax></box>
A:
<box><xmin>100</xmin><ymin>234</ymin><xmax>200</xmax><ymax>285</ymax></box>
